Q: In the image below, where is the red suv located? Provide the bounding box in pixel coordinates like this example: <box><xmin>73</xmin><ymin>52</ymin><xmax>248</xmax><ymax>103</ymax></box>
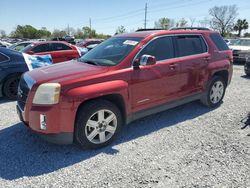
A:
<box><xmin>21</xmin><ymin>41</ymin><xmax>80</xmax><ymax>63</ymax></box>
<box><xmin>17</xmin><ymin>28</ymin><xmax>233</xmax><ymax>149</ymax></box>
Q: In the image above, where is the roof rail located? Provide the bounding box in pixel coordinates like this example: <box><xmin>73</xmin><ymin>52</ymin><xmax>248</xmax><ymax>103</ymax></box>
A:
<box><xmin>136</xmin><ymin>28</ymin><xmax>164</xmax><ymax>32</ymax></box>
<box><xmin>169</xmin><ymin>27</ymin><xmax>210</xmax><ymax>31</ymax></box>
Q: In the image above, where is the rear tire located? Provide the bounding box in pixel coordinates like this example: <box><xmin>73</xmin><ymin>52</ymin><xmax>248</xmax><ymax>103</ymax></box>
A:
<box><xmin>200</xmin><ymin>76</ymin><xmax>226</xmax><ymax>107</ymax></box>
<box><xmin>75</xmin><ymin>99</ymin><xmax>123</xmax><ymax>149</ymax></box>
<box><xmin>3</xmin><ymin>75</ymin><xmax>21</xmax><ymax>100</ymax></box>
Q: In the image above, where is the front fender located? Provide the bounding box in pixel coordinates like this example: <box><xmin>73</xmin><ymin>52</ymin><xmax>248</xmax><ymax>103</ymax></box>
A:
<box><xmin>64</xmin><ymin>80</ymin><xmax>130</xmax><ymax>115</ymax></box>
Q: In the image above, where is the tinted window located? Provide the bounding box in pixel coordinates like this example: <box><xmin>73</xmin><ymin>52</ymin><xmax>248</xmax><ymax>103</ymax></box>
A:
<box><xmin>210</xmin><ymin>33</ymin><xmax>229</xmax><ymax>51</ymax></box>
<box><xmin>138</xmin><ymin>36</ymin><xmax>174</xmax><ymax>61</ymax></box>
<box><xmin>52</xmin><ymin>43</ymin><xmax>72</xmax><ymax>51</ymax></box>
<box><xmin>0</xmin><ymin>53</ymin><xmax>9</xmax><ymax>62</ymax></box>
<box><xmin>32</xmin><ymin>44</ymin><xmax>51</xmax><ymax>53</ymax></box>
<box><xmin>175</xmin><ymin>35</ymin><xmax>207</xmax><ymax>57</ymax></box>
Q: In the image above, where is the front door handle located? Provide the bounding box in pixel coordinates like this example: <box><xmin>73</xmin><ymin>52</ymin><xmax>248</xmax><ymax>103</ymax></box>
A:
<box><xmin>204</xmin><ymin>56</ymin><xmax>211</xmax><ymax>61</ymax></box>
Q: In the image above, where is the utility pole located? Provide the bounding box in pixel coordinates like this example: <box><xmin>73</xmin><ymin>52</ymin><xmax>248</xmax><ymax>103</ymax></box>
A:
<box><xmin>67</xmin><ymin>24</ymin><xmax>70</xmax><ymax>35</ymax></box>
<box><xmin>89</xmin><ymin>18</ymin><xmax>92</xmax><ymax>30</ymax></box>
<box><xmin>144</xmin><ymin>3</ymin><xmax>148</xmax><ymax>29</ymax></box>
<box><xmin>89</xmin><ymin>18</ymin><xmax>92</xmax><ymax>38</ymax></box>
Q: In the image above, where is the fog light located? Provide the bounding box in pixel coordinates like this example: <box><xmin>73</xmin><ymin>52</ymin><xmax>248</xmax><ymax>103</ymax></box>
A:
<box><xmin>40</xmin><ymin>114</ymin><xmax>47</xmax><ymax>130</ymax></box>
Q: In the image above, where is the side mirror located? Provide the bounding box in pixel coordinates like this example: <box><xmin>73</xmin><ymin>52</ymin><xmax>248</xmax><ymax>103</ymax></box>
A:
<box><xmin>133</xmin><ymin>55</ymin><xmax>156</xmax><ymax>69</ymax></box>
<box><xmin>29</xmin><ymin>51</ymin><xmax>35</xmax><ymax>55</ymax></box>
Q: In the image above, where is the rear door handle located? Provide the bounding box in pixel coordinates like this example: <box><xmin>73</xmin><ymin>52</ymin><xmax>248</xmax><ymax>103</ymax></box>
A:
<box><xmin>204</xmin><ymin>56</ymin><xmax>211</xmax><ymax>61</ymax></box>
<box><xmin>169</xmin><ymin>63</ymin><xmax>177</xmax><ymax>70</ymax></box>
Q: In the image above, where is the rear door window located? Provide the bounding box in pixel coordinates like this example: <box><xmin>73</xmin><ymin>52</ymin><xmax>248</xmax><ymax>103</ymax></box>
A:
<box><xmin>138</xmin><ymin>36</ymin><xmax>175</xmax><ymax>61</ymax></box>
<box><xmin>32</xmin><ymin>44</ymin><xmax>51</xmax><ymax>53</ymax></box>
<box><xmin>210</xmin><ymin>33</ymin><xmax>230</xmax><ymax>51</ymax></box>
<box><xmin>175</xmin><ymin>35</ymin><xmax>207</xmax><ymax>57</ymax></box>
<box><xmin>0</xmin><ymin>53</ymin><xmax>9</xmax><ymax>62</ymax></box>
<box><xmin>52</xmin><ymin>43</ymin><xmax>72</xmax><ymax>51</ymax></box>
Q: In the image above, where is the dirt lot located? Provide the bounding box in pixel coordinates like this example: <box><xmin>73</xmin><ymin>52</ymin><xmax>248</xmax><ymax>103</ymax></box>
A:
<box><xmin>0</xmin><ymin>65</ymin><xmax>249</xmax><ymax>188</ymax></box>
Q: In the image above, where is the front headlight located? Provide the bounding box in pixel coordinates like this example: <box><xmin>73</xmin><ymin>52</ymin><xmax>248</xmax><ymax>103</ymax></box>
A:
<box><xmin>33</xmin><ymin>83</ymin><xmax>61</xmax><ymax>105</ymax></box>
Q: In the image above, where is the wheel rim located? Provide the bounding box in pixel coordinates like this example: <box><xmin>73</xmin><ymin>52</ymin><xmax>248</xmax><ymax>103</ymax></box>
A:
<box><xmin>7</xmin><ymin>77</ymin><xmax>20</xmax><ymax>98</ymax></box>
<box><xmin>85</xmin><ymin>109</ymin><xmax>117</xmax><ymax>144</ymax></box>
<box><xmin>210</xmin><ymin>80</ymin><xmax>224</xmax><ymax>104</ymax></box>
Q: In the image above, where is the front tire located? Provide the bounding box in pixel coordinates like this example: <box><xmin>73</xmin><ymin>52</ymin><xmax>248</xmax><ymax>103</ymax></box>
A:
<box><xmin>200</xmin><ymin>76</ymin><xmax>226</xmax><ymax>107</ymax></box>
<box><xmin>75</xmin><ymin>100</ymin><xmax>123</xmax><ymax>149</ymax></box>
<box><xmin>3</xmin><ymin>75</ymin><xmax>21</xmax><ymax>100</ymax></box>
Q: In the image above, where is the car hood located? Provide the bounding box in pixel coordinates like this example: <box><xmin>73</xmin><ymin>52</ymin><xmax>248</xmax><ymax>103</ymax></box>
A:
<box><xmin>229</xmin><ymin>45</ymin><xmax>250</xmax><ymax>51</ymax></box>
<box><xmin>27</xmin><ymin>60</ymin><xmax>109</xmax><ymax>84</ymax></box>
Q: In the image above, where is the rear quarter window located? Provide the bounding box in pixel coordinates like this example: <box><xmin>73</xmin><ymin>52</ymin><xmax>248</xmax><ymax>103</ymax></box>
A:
<box><xmin>0</xmin><ymin>53</ymin><xmax>9</xmax><ymax>62</ymax></box>
<box><xmin>175</xmin><ymin>35</ymin><xmax>207</xmax><ymax>57</ymax></box>
<box><xmin>210</xmin><ymin>33</ymin><xmax>229</xmax><ymax>51</ymax></box>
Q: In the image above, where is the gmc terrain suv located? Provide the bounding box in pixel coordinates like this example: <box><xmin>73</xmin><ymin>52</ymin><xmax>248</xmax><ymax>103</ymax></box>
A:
<box><xmin>17</xmin><ymin>28</ymin><xmax>233</xmax><ymax>149</ymax></box>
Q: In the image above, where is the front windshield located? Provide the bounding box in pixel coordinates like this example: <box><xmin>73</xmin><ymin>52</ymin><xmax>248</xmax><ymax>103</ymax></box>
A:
<box><xmin>234</xmin><ymin>39</ymin><xmax>250</xmax><ymax>46</ymax></box>
<box><xmin>78</xmin><ymin>37</ymin><xmax>142</xmax><ymax>66</ymax></box>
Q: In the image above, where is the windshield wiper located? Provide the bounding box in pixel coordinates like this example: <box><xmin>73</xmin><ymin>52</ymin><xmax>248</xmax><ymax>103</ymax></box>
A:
<box><xmin>78</xmin><ymin>59</ymin><xmax>99</xmax><ymax>66</ymax></box>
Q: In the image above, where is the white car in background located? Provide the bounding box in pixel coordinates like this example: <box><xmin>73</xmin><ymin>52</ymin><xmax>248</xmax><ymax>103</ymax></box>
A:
<box><xmin>0</xmin><ymin>41</ymin><xmax>11</xmax><ymax>48</ymax></box>
<box><xmin>229</xmin><ymin>38</ymin><xmax>250</xmax><ymax>63</ymax></box>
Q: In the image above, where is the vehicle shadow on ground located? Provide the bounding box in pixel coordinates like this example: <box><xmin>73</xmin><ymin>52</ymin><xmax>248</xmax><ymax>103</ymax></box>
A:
<box><xmin>0</xmin><ymin>97</ymin><xmax>14</xmax><ymax>104</ymax></box>
<box><xmin>241</xmin><ymin>75</ymin><xmax>250</xmax><ymax>80</ymax></box>
<box><xmin>0</xmin><ymin>101</ymin><xmax>215</xmax><ymax>180</ymax></box>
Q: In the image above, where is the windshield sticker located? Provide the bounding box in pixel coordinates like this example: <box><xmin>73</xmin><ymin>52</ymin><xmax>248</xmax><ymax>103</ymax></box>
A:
<box><xmin>22</xmin><ymin>53</ymin><xmax>53</xmax><ymax>70</ymax></box>
<box><xmin>123</xmin><ymin>40</ymin><xmax>138</xmax><ymax>46</ymax></box>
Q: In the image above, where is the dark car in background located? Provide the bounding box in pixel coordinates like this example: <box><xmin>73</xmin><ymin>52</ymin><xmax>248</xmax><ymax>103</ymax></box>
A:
<box><xmin>0</xmin><ymin>47</ymin><xmax>28</xmax><ymax>99</ymax></box>
<box><xmin>76</xmin><ymin>39</ymin><xmax>103</xmax><ymax>48</ymax></box>
<box><xmin>21</xmin><ymin>41</ymin><xmax>81</xmax><ymax>63</ymax></box>
<box><xmin>52</xmin><ymin>36</ymin><xmax>76</xmax><ymax>45</ymax></box>
<box><xmin>245</xmin><ymin>58</ymin><xmax>250</xmax><ymax>76</ymax></box>
<box><xmin>229</xmin><ymin>38</ymin><xmax>250</xmax><ymax>63</ymax></box>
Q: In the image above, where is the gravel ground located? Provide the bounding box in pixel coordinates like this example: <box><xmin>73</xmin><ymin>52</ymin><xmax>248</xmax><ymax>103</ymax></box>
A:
<box><xmin>0</xmin><ymin>65</ymin><xmax>249</xmax><ymax>188</ymax></box>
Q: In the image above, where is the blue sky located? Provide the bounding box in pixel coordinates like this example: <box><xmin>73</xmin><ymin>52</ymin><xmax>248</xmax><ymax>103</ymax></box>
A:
<box><xmin>1</xmin><ymin>0</ymin><xmax>250</xmax><ymax>35</ymax></box>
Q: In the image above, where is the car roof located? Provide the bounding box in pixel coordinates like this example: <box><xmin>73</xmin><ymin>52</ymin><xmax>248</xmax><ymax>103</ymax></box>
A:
<box><xmin>239</xmin><ymin>38</ymin><xmax>250</xmax><ymax>40</ymax></box>
<box><xmin>31</xmin><ymin>41</ymin><xmax>72</xmax><ymax>45</ymax></box>
<box><xmin>116</xmin><ymin>29</ymin><xmax>216</xmax><ymax>39</ymax></box>
<box><xmin>0</xmin><ymin>47</ymin><xmax>23</xmax><ymax>57</ymax></box>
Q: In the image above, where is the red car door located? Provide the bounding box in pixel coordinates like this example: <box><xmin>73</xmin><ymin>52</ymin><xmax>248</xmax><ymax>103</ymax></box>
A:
<box><xmin>130</xmin><ymin>36</ymin><xmax>181</xmax><ymax>113</ymax></box>
<box><xmin>173</xmin><ymin>35</ymin><xmax>209</xmax><ymax>96</ymax></box>
<box><xmin>51</xmin><ymin>43</ymin><xmax>79</xmax><ymax>63</ymax></box>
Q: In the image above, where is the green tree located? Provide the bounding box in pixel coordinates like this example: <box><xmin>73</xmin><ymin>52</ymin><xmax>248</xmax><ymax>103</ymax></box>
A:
<box><xmin>52</xmin><ymin>29</ymin><xmax>67</xmax><ymax>38</ymax></box>
<box><xmin>82</xmin><ymin>26</ymin><xmax>96</xmax><ymax>38</ymax></box>
<box><xmin>13</xmin><ymin>25</ymin><xmax>37</xmax><ymax>38</ymax></box>
<box><xmin>176</xmin><ymin>18</ymin><xmax>188</xmax><ymax>28</ymax></box>
<box><xmin>209</xmin><ymin>5</ymin><xmax>238</xmax><ymax>37</ymax></box>
<box><xmin>0</xmin><ymin>30</ymin><xmax>6</xmax><ymax>38</ymax></box>
<box><xmin>115</xmin><ymin>25</ymin><xmax>126</xmax><ymax>34</ymax></box>
<box><xmin>74</xmin><ymin>28</ymin><xmax>84</xmax><ymax>39</ymax></box>
<box><xmin>244</xmin><ymin>32</ymin><xmax>250</xmax><ymax>37</ymax></box>
<box><xmin>234</xmin><ymin>19</ymin><xmax>249</xmax><ymax>37</ymax></box>
<box><xmin>154</xmin><ymin>17</ymin><xmax>174</xmax><ymax>29</ymax></box>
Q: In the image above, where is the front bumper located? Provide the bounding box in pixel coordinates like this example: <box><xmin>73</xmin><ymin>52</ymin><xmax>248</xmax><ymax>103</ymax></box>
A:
<box><xmin>16</xmin><ymin>104</ymin><xmax>74</xmax><ymax>144</ymax></box>
<box><xmin>233</xmin><ymin>56</ymin><xmax>248</xmax><ymax>63</ymax></box>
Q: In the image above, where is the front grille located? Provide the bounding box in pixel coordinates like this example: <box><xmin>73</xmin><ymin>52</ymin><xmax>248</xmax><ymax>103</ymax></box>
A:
<box><xmin>17</xmin><ymin>75</ymin><xmax>32</xmax><ymax>111</ymax></box>
<box><xmin>233</xmin><ymin>50</ymin><xmax>240</xmax><ymax>56</ymax></box>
